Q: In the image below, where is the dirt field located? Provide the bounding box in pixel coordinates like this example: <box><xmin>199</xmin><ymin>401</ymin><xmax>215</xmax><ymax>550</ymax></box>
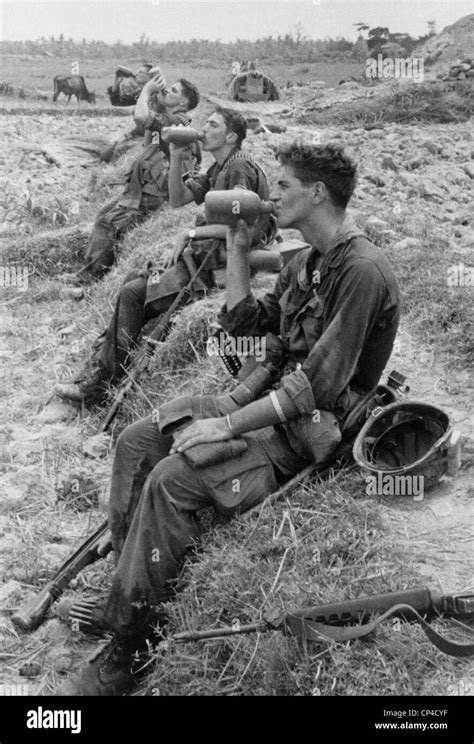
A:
<box><xmin>0</xmin><ymin>54</ymin><xmax>365</xmax><ymax>104</ymax></box>
<box><xmin>0</xmin><ymin>56</ymin><xmax>473</xmax><ymax>699</ymax></box>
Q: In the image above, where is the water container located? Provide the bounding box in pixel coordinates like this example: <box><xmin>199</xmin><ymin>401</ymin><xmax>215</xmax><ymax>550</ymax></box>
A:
<box><xmin>160</xmin><ymin>127</ymin><xmax>203</xmax><ymax>145</ymax></box>
<box><xmin>204</xmin><ymin>190</ymin><xmax>274</xmax><ymax>226</ymax></box>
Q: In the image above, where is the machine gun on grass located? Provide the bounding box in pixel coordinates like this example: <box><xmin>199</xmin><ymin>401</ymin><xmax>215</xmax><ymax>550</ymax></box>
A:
<box><xmin>171</xmin><ymin>587</ymin><xmax>474</xmax><ymax>658</ymax></box>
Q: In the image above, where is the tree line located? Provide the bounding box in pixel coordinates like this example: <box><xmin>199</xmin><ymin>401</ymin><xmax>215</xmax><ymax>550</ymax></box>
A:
<box><xmin>0</xmin><ymin>25</ymin><xmax>435</xmax><ymax>64</ymax></box>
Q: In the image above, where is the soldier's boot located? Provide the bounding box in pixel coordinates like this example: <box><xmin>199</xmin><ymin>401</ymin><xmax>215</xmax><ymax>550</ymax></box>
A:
<box><xmin>53</xmin><ymin>363</ymin><xmax>109</xmax><ymax>405</ymax></box>
<box><xmin>53</xmin><ymin>635</ymin><xmax>149</xmax><ymax>696</ymax></box>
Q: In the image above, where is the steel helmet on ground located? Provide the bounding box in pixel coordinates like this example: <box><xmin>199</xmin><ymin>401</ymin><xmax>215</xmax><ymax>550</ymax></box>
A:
<box><xmin>353</xmin><ymin>401</ymin><xmax>460</xmax><ymax>491</ymax></box>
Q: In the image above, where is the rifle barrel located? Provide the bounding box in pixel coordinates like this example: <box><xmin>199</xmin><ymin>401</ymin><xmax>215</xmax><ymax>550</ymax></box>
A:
<box><xmin>173</xmin><ymin>621</ymin><xmax>267</xmax><ymax>642</ymax></box>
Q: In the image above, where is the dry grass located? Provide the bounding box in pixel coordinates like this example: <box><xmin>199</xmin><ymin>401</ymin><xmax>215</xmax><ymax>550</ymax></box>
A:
<box><xmin>0</xmin><ymin>88</ymin><xmax>472</xmax><ymax>697</ymax></box>
<box><xmin>142</xmin><ymin>472</ymin><xmax>472</xmax><ymax>696</ymax></box>
<box><xmin>299</xmin><ymin>80</ymin><xmax>474</xmax><ymax>127</ymax></box>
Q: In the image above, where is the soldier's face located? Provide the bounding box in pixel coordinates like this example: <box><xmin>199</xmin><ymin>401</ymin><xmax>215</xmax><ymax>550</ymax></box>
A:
<box><xmin>201</xmin><ymin>113</ymin><xmax>231</xmax><ymax>151</ymax></box>
<box><xmin>163</xmin><ymin>82</ymin><xmax>185</xmax><ymax>108</ymax></box>
<box><xmin>270</xmin><ymin>166</ymin><xmax>317</xmax><ymax>228</ymax></box>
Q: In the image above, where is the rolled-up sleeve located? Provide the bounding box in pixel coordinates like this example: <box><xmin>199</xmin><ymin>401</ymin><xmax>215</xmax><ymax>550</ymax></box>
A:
<box><xmin>185</xmin><ymin>173</ymin><xmax>210</xmax><ymax>205</ymax></box>
<box><xmin>275</xmin><ymin>370</ymin><xmax>316</xmax><ymax>416</ymax></box>
<box><xmin>218</xmin><ymin>260</ymin><xmax>293</xmax><ymax>337</ymax></box>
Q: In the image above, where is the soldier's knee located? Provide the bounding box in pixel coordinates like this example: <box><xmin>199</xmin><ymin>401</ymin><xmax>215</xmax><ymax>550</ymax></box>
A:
<box><xmin>115</xmin><ymin>423</ymin><xmax>137</xmax><ymax>459</ymax></box>
<box><xmin>123</xmin><ymin>269</ymin><xmax>147</xmax><ymax>285</ymax></box>
<box><xmin>151</xmin><ymin>454</ymin><xmax>181</xmax><ymax>485</ymax></box>
<box><xmin>119</xmin><ymin>275</ymin><xmax>147</xmax><ymax>303</ymax></box>
<box><xmin>149</xmin><ymin>454</ymin><xmax>196</xmax><ymax>497</ymax></box>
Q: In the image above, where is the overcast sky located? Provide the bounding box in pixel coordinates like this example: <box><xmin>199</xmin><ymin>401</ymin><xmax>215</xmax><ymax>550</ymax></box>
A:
<box><xmin>1</xmin><ymin>0</ymin><xmax>472</xmax><ymax>43</ymax></box>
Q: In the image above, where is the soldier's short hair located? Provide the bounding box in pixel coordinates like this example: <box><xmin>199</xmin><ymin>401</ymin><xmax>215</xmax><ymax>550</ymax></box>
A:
<box><xmin>276</xmin><ymin>141</ymin><xmax>358</xmax><ymax>208</ymax></box>
<box><xmin>214</xmin><ymin>106</ymin><xmax>247</xmax><ymax>147</ymax></box>
<box><xmin>179</xmin><ymin>79</ymin><xmax>200</xmax><ymax>111</ymax></box>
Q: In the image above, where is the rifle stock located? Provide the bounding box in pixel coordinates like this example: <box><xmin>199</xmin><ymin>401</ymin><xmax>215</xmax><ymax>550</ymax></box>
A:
<box><xmin>11</xmin><ymin>521</ymin><xmax>111</xmax><ymax>633</ymax></box>
<box><xmin>290</xmin><ymin>586</ymin><xmax>442</xmax><ymax>625</ymax></box>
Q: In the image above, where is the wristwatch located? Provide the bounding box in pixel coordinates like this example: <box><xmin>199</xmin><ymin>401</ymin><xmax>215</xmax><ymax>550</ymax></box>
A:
<box><xmin>188</xmin><ymin>229</ymin><xmax>197</xmax><ymax>240</ymax></box>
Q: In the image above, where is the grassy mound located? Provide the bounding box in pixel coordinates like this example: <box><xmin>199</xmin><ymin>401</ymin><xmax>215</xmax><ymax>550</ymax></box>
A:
<box><xmin>143</xmin><ymin>472</ymin><xmax>470</xmax><ymax>696</ymax></box>
<box><xmin>0</xmin><ymin>223</ymin><xmax>91</xmax><ymax>277</ymax></box>
<box><xmin>297</xmin><ymin>81</ymin><xmax>474</xmax><ymax>127</ymax></box>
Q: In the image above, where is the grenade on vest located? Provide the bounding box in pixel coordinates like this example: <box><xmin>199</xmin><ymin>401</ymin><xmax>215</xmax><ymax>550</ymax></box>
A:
<box><xmin>204</xmin><ymin>190</ymin><xmax>274</xmax><ymax>226</ymax></box>
<box><xmin>160</xmin><ymin>127</ymin><xmax>204</xmax><ymax>145</ymax></box>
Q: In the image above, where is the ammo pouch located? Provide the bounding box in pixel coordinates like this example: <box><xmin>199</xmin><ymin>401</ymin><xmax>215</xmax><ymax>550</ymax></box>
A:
<box><xmin>157</xmin><ymin>394</ymin><xmax>248</xmax><ymax>468</ymax></box>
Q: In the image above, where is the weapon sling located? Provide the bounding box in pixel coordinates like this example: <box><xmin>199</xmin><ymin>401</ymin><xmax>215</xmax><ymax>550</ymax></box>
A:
<box><xmin>100</xmin><ymin>242</ymin><xmax>219</xmax><ymax>433</ymax></box>
<box><xmin>173</xmin><ymin>588</ymin><xmax>474</xmax><ymax>658</ymax></box>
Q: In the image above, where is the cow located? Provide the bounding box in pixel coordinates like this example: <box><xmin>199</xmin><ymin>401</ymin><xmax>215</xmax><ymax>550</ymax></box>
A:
<box><xmin>53</xmin><ymin>75</ymin><xmax>96</xmax><ymax>104</ymax></box>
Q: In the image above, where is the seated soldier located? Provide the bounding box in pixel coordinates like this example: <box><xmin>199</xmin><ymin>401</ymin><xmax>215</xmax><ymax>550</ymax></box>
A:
<box><xmin>101</xmin><ymin>65</ymin><xmax>172</xmax><ymax>163</ymax></box>
<box><xmin>73</xmin><ymin>70</ymin><xmax>200</xmax><ymax>286</ymax></box>
<box><xmin>54</xmin><ymin>142</ymin><xmax>400</xmax><ymax>696</ymax></box>
<box><xmin>54</xmin><ymin>108</ymin><xmax>281</xmax><ymax>405</ymax></box>
<box><xmin>107</xmin><ymin>62</ymin><xmax>154</xmax><ymax>107</ymax></box>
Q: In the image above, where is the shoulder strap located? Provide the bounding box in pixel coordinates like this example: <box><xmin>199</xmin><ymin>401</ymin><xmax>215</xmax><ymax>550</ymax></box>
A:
<box><xmin>283</xmin><ymin>604</ymin><xmax>474</xmax><ymax>657</ymax></box>
<box><xmin>223</xmin><ymin>149</ymin><xmax>268</xmax><ymax>183</ymax></box>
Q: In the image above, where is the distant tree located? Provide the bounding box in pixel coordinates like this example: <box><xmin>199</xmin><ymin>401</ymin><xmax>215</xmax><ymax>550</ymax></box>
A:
<box><xmin>294</xmin><ymin>22</ymin><xmax>307</xmax><ymax>46</ymax></box>
<box><xmin>352</xmin><ymin>34</ymin><xmax>369</xmax><ymax>61</ymax></box>
<box><xmin>0</xmin><ymin>32</ymin><xmax>356</xmax><ymax>64</ymax></box>
<box><xmin>354</xmin><ymin>22</ymin><xmax>370</xmax><ymax>35</ymax></box>
<box><xmin>367</xmin><ymin>27</ymin><xmax>390</xmax><ymax>53</ymax></box>
<box><xmin>427</xmin><ymin>19</ymin><xmax>437</xmax><ymax>37</ymax></box>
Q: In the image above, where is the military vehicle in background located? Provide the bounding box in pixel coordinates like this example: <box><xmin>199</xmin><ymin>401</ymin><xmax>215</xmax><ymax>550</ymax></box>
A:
<box><xmin>227</xmin><ymin>60</ymin><xmax>280</xmax><ymax>102</ymax></box>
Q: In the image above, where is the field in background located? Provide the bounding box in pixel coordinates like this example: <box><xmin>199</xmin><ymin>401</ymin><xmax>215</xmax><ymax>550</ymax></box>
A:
<box><xmin>0</xmin><ymin>54</ymin><xmax>365</xmax><ymax>102</ymax></box>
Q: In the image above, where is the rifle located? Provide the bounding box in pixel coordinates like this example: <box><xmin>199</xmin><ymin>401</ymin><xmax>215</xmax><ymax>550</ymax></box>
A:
<box><xmin>11</xmin><ymin>520</ymin><xmax>111</xmax><ymax>633</ymax></box>
<box><xmin>9</xmin><ymin>441</ymin><xmax>350</xmax><ymax>634</ymax></box>
<box><xmin>100</xmin><ymin>243</ymin><xmax>219</xmax><ymax>433</ymax></box>
<box><xmin>172</xmin><ymin>587</ymin><xmax>474</xmax><ymax>657</ymax></box>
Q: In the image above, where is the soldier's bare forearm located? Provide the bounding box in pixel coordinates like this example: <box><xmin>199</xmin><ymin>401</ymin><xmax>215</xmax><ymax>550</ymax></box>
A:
<box><xmin>134</xmin><ymin>86</ymin><xmax>155</xmax><ymax>129</ymax></box>
<box><xmin>227</xmin><ymin>392</ymin><xmax>299</xmax><ymax>435</ymax></box>
<box><xmin>225</xmin><ymin>245</ymin><xmax>251</xmax><ymax>310</ymax></box>
<box><xmin>168</xmin><ymin>150</ymin><xmax>195</xmax><ymax>206</ymax></box>
<box><xmin>193</xmin><ymin>224</ymin><xmax>227</xmax><ymax>240</ymax></box>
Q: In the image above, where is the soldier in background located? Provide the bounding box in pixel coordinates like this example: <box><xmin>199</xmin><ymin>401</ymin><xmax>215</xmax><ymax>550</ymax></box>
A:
<box><xmin>71</xmin><ymin>71</ymin><xmax>200</xmax><ymax>286</ymax></box>
<box><xmin>54</xmin><ymin>108</ymin><xmax>280</xmax><ymax>405</ymax></box>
